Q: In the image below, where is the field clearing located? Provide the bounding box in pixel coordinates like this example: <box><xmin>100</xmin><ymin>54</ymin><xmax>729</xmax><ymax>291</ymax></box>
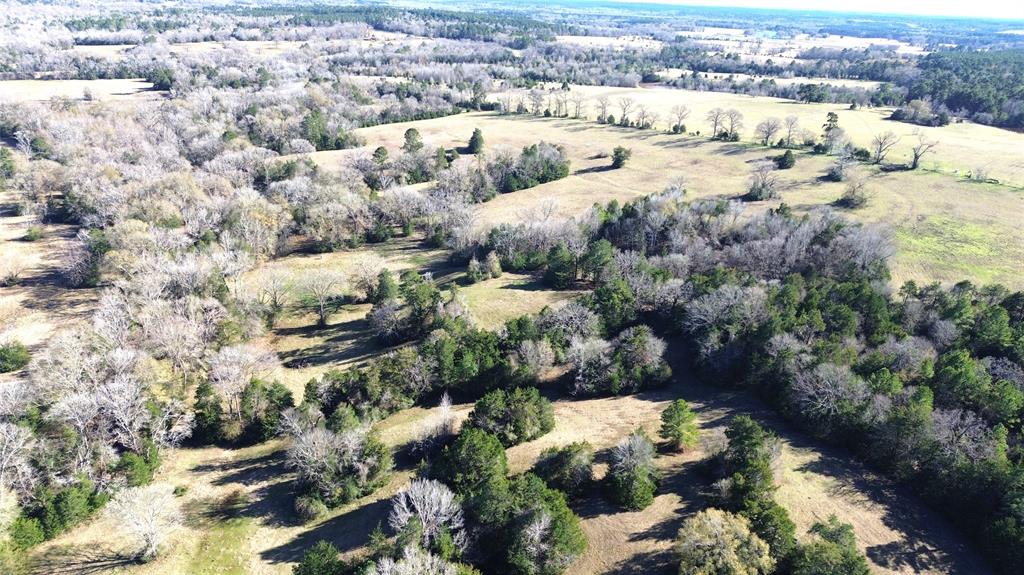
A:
<box><xmin>0</xmin><ymin>78</ymin><xmax>157</xmax><ymax>102</ymax></box>
<box><xmin>556</xmin><ymin>34</ymin><xmax>665</xmax><ymax>50</ymax></box>
<box><xmin>660</xmin><ymin>68</ymin><xmax>882</xmax><ymax>89</ymax></box>
<box><xmin>323</xmin><ymin>111</ymin><xmax>1024</xmax><ymax>289</ymax></box>
<box><xmin>680</xmin><ymin>31</ymin><xmax>928</xmax><ymax>59</ymax></box>
<box><xmin>0</xmin><ymin>190</ymin><xmax>97</xmax><ymax>357</ymax></box>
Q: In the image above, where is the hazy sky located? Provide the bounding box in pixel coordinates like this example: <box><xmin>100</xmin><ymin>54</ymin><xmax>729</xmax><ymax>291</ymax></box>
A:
<box><xmin>608</xmin><ymin>0</ymin><xmax>1024</xmax><ymax>20</ymax></box>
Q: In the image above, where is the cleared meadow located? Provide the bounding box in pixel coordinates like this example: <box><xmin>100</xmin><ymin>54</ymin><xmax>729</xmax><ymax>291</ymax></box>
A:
<box><xmin>0</xmin><ymin>78</ymin><xmax>157</xmax><ymax>102</ymax></box>
<box><xmin>304</xmin><ymin>110</ymin><xmax>1024</xmax><ymax>289</ymax></box>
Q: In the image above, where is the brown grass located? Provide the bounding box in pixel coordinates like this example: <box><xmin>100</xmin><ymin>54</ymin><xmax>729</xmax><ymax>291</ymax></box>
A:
<box><xmin>316</xmin><ymin>111</ymin><xmax>1024</xmax><ymax>289</ymax></box>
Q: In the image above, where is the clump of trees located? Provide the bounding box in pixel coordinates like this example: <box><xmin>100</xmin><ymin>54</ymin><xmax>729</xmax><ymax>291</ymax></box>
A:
<box><xmin>466</xmin><ymin>387</ymin><xmax>555</xmax><ymax>447</ymax></box>
<box><xmin>430</xmin><ymin>427</ymin><xmax>588</xmax><ymax>574</ymax></box>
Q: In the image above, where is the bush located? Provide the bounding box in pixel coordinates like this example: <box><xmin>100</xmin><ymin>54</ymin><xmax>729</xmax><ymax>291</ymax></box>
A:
<box><xmin>8</xmin><ymin>517</ymin><xmax>44</xmax><ymax>549</ymax></box>
<box><xmin>468</xmin><ymin>128</ymin><xmax>484</xmax><ymax>154</ymax></box>
<box><xmin>611</xmin><ymin>146</ymin><xmax>632</xmax><ymax>169</ymax></box>
<box><xmin>659</xmin><ymin>400</ymin><xmax>699</xmax><ymax>451</ymax></box>
<box><xmin>295</xmin><ymin>495</ymin><xmax>329</xmax><ymax>523</ymax></box>
<box><xmin>0</xmin><ymin>341</ymin><xmax>31</xmax><ymax>373</ymax></box>
<box><xmin>533</xmin><ymin>442</ymin><xmax>594</xmax><ymax>497</ymax></box>
<box><xmin>791</xmin><ymin>516</ymin><xmax>871</xmax><ymax>575</ymax></box>
<box><xmin>467</xmin><ymin>387</ymin><xmax>554</xmax><ymax>447</ymax></box>
<box><xmin>607</xmin><ymin>430</ymin><xmax>657</xmax><ymax>510</ymax></box>
<box><xmin>22</xmin><ymin>227</ymin><xmax>42</xmax><ymax>242</ymax></box>
<box><xmin>775</xmin><ymin>150</ymin><xmax>795</xmax><ymax>169</ymax></box>
<box><xmin>293</xmin><ymin>540</ymin><xmax>357</xmax><ymax>575</ymax></box>
<box><xmin>240</xmin><ymin>379</ymin><xmax>294</xmax><ymax>444</ymax></box>
<box><xmin>675</xmin><ymin>509</ymin><xmax>774</xmax><ymax>575</ymax></box>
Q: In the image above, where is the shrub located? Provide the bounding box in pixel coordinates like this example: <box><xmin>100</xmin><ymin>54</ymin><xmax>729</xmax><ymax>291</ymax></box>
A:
<box><xmin>533</xmin><ymin>442</ymin><xmax>594</xmax><ymax>497</ymax></box>
<box><xmin>295</xmin><ymin>495</ymin><xmax>329</xmax><ymax>523</ymax></box>
<box><xmin>0</xmin><ymin>341</ymin><xmax>31</xmax><ymax>373</ymax></box>
<box><xmin>22</xmin><ymin>227</ymin><xmax>42</xmax><ymax>242</ymax></box>
<box><xmin>293</xmin><ymin>540</ymin><xmax>357</xmax><ymax>575</ymax></box>
<box><xmin>675</xmin><ymin>508</ymin><xmax>774</xmax><ymax>575</ymax></box>
<box><xmin>659</xmin><ymin>400</ymin><xmax>699</xmax><ymax>451</ymax></box>
<box><xmin>468</xmin><ymin>128</ymin><xmax>484</xmax><ymax>154</ymax></box>
<box><xmin>611</xmin><ymin>146</ymin><xmax>632</xmax><ymax>169</ymax></box>
<box><xmin>791</xmin><ymin>516</ymin><xmax>871</xmax><ymax>575</ymax></box>
<box><xmin>8</xmin><ymin>517</ymin><xmax>44</xmax><ymax>549</ymax></box>
<box><xmin>467</xmin><ymin>387</ymin><xmax>555</xmax><ymax>447</ymax></box>
<box><xmin>775</xmin><ymin>149</ymin><xmax>795</xmax><ymax>169</ymax></box>
<box><xmin>607</xmin><ymin>430</ymin><xmax>657</xmax><ymax>510</ymax></box>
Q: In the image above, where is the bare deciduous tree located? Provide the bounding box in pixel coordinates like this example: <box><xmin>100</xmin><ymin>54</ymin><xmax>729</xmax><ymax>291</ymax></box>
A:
<box><xmin>106</xmin><ymin>483</ymin><xmax>183</xmax><ymax>561</ymax></box>
<box><xmin>388</xmin><ymin>478</ymin><xmax>466</xmax><ymax>551</ymax></box>
<box><xmin>670</xmin><ymin>104</ymin><xmax>691</xmax><ymax>131</ymax></box>
<box><xmin>910</xmin><ymin>130</ymin><xmax>938</xmax><ymax>169</ymax></box>
<box><xmin>208</xmin><ymin>343</ymin><xmax>280</xmax><ymax>419</ymax></box>
<box><xmin>617</xmin><ymin>97</ymin><xmax>635</xmax><ymax>124</ymax></box>
<box><xmin>595</xmin><ymin>95</ymin><xmax>610</xmax><ymax>121</ymax></box>
<box><xmin>300</xmin><ymin>269</ymin><xmax>345</xmax><ymax>327</ymax></box>
<box><xmin>706</xmin><ymin>107</ymin><xmax>725</xmax><ymax>136</ymax></box>
<box><xmin>783</xmin><ymin>115</ymin><xmax>800</xmax><ymax>146</ymax></box>
<box><xmin>568</xmin><ymin>92</ymin><xmax>587</xmax><ymax>119</ymax></box>
<box><xmin>754</xmin><ymin>117</ymin><xmax>781</xmax><ymax>146</ymax></box>
<box><xmin>871</xmin><ymin>131</ymin><xmax>900</xmax><ymax>164</ymax></box>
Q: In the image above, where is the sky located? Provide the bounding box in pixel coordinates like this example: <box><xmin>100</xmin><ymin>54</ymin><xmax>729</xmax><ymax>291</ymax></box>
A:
<box><xmin>606</xmin><ymin>0</ymin><xmax>1024</xmax><ymax>20</ymax></box>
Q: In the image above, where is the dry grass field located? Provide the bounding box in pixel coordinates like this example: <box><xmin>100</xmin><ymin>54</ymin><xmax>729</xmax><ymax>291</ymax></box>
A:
<box><xmin>304</xmin><ymin>108</ymin><xmax>1024</xmax><ymax>289</ymax></box>
<box><xmin>0</xmin><ymin>78</ymin><xmax>157</xmax><ymax>102</ymax></box>
<box><xmin>0</xmin><ymin>190</ymin><xmax>97</xmax><ymax>357</ymax></box>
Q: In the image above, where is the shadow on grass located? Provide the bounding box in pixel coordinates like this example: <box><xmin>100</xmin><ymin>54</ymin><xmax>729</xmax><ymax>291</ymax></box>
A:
<box><xmin>260</xmin><ymin>497</ymin><xmax>392</xmax><ymax>564</ymax></box>
<box><xmin>30</xmin><ymin>545</ymin><xmax>137</xmax><ymax>575</ymax></box>
<box><xmin>191</xmin><ymin>449</ymin><xmax>299</xmax><ymax>528</ymax></box>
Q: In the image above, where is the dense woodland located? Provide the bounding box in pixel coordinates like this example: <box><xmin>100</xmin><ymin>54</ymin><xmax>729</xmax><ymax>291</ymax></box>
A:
<box><xmin>1</xmin><ymin>2</ymin><xmax>1024</xmax><ymax>575</ymax></box>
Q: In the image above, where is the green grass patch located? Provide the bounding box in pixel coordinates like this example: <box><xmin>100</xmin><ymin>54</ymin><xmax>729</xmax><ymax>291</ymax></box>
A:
<box><xmin>896</xmin><ymin>215</ymin><xmax>1019</xmax><ymax>285</ymax></box>
<box><xmin>186</xmin><ymin>492</ymin><xmax>256</xmax><ymax>575</ymax></box>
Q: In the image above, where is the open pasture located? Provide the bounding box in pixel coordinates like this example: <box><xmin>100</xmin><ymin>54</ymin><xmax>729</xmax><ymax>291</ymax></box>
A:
<box><xmin>317</xmin><ymin>109</ymin><xmax>1024</xmax><ymax>289</ymax></box>
<box><xmin>0</xmin><ymin>78</ymin><xmax>157</xmax><ymax>102</ymax></box>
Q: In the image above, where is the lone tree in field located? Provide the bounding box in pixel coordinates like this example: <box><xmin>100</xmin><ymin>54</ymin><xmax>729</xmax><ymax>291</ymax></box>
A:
<box><xmin>755</xmin><ymin>118</ymin><xmax>782</xmax><ymax>146</ymax></box>
<box><xmin>402</xmin><ymin>128</ymin><xmax>423</xmax><ymax>153</ymax></box>
<box><xmin>617</xmin><ymin>97</ymin><xmax>635</xmax><ymax>125</ymax></box>
<box><xmin>467</xmin><ymin>128</ymin><xmax>484</xmax><ymax>154</ymax></box>
<box><xmin>612</xmin><ymin>146</ymin><xmax>632</xmax><ymax>169</ymax></box>
<box><xmin>670</xmin><ymin>104</ymin><xmax>691</xmax><ymax>133</ymax></box>
<box><xmin>596</xmin><ymin>95</ymin><xmax>611</xmax><ymax>121</ymax></box>
<box><xmin>569</xmin><ymin>92</ymin><xmax>587</xmax><ymax>118</ymax></box>
<box><xmin>106</xmin><ymin>484</ymin><xmax>183</xmax><ymax>562</ymax></box>
<box><xmin>608</xmin><ymin>429</ymin><xmax>658</xmax><ymax>510</ymax></box>
<box><xmin>783</xmin><ymin>115</ymin><xmax>800</xmax><ymax>146</ymax></box>
<box><xmin>659</xmin><ymin>399</ymin><xmax>699</xmax><ymax>451</ymax></box>
<box><xmin>745</xmin><ymin>162</ymin><xmax>780</xmax><ymax>201</ymax></box>
<box><xmin>300</xmin><ymin>269</ymin><xmax>345</xmax><ymax>327</ymax></box>
<box><xmin>373</xmin><ymin>146</ymin><xmax>389</xmax><ymax>165</ymax></box>
<box><xmin>870</xmin><ymin>131</ymin><xmax>900</xmax><ymax>164</ymax></box>
<box><xmin>675</xmin><ymin>508</ymin><xmax>774</xmax><ymax>575</ymax></box>
<box><xmin>910</xmin><ymin>130</ymin><xmax>938</xmax><ymax>169</ymax></box>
